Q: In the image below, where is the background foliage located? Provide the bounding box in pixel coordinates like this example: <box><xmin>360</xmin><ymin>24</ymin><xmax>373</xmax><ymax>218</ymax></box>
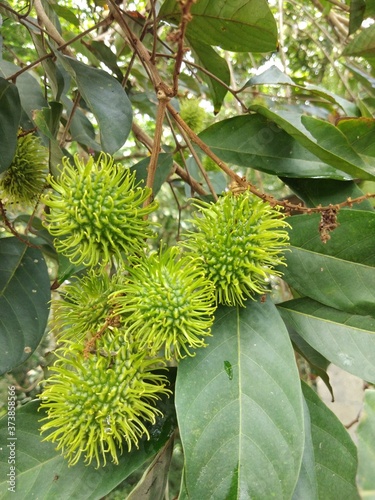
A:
<box><xmin>0</xmin><ymin>0</ymin><xmax>375</xmax><ymax>498</ymax></box>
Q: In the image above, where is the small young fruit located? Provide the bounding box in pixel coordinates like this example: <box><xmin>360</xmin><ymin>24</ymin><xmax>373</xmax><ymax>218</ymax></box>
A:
<box><xmin>42</xmin><ymin>153</ymin><xmax>158</xmax><ymax>267</ymax></box>
<box><xmin>0</xmin><ymin>131</ymin><xmax>47</xmax><ymax>204</ymax></box>
<box><xmin>183</xmin><ymin>191</ymin><xmax>290</xmax><ymax>306</ymax></box>
<box><xmin>179</xmin><ymin>97</ymin><xmax>206</xmax><ymax>132</ymax></box>
<box><xmin>52</xmin><ymin>269</ymin><xmax>124</xmax><ymax>343</ymax></box>
<box><xmin>113</xmin><ymin>246</ymin><xmax>216</xmax><ymax>360</ymax></box>
<box><xmin>39</xmin><ymin>335</ymin><xmax>170</xmax><ymax>467</ymax></box>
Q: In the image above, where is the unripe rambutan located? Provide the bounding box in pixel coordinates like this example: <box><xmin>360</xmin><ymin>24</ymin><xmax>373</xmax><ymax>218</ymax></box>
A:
<box><xmin>182</xmin><ymin>191</ymin><xmax>290</xmax><ymax>307</ymax></box>
<box><xmin>39</xmin><ymin>335</ymin><xmax>170</xmax><ymax>467</ymax></box>
<box><xmin>113</xmin><ymin>247</ymin><xmax>216</xmax><ymax>360</ymax></box>
<box><xmin>52</xmin><ymin>269</ymin><xmax>125</xmax><ymax>343</ymax></box>
<box><xmin>179</xmin><ymin>97</ymin><xmax>206</xmax><ymax>132</ymax></box>
<box><xmin>0</xmin><ymin>131</ymin><xmax>47</xmax><ymax>204</ymax></box>
<box><xmin>42</xmin><ymin>153</ymin><xmax>158</xmax><ymax>267</ymax></box>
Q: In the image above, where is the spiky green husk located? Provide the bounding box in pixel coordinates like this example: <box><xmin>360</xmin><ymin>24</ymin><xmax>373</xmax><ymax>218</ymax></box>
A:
<box><xmin>42</xmin><ymin>153</ymin><xmax>158</xmax><ymax>267</ymax></box>
<box><xmin>39</xmin><ymin>335</ymin><xmax>170</xmax><ymax>467</ymax></box>
<box><xmin>53</xmin><ymin>269</ymin><xmax>125</xmax><ymax>343</ymax></box>
<box><xmin>179</xmin><ymin>97</ymin><xmax>206</xmax><ymax>132</ymax></box>
<box><xmin>0</xmin><ymin>132</ymin><xmax>47</xmax><ymax>204</ymax></box>
<box><xmin>113</xmin><ymin>247</ymin><xmax>216</xmax><ymax>360</ymax></box>
<box><xmin>183</xmin><ymin>191</ymin><xmax>290</xmax><ymax>306</ymax></box>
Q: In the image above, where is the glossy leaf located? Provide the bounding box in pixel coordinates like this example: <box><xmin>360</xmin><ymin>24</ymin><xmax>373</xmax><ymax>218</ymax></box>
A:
<box><xmin>0</xmin><ymin>238</ymin><xmax>50</xmax><ymax>375</ymax></box>
<box><xmin>281</xmin><ymin>178</ymin><xmax>374</xmax><ymax>211</ymax></box>
<box><xmin>0</xmin><ymin>78</ymin><xmax>21</xmax><ymax>173</ymax></box>
<box><xmin>176</xmin><ymin>300</ymin><xmax>304</xmax><ymax>499</ymax></box>
<box><xmin>198</xmin><ymin>114</ymin><xmax>350</xmax><ymax>179</ymax></box>
<box><xmin>278</xmin><ymin>298</ymin><xmax>375</xmax><ymax>382</ymax></box>
<box><xmin>336</xmin><ymin>117</ymin><xmax>375</xmax><ymax>157</ymax></box>
<box><xmin>0</xmin><ymin>393</ymin><xmax>177</xmax><ymax>500</ymax></box>
<box><xmin>250</xmin><ymin>105</ymin><xmax>375</xmax><ymax>180</ymax></box>
<box><xmin>302</xmin><ymin>383</ymin><xmax>359</xmax><ymax>500</ymax></box>
<box><xmin>282</xmin><ymin>211</ymin><xmax>375</xmax><ymax>316</ymax></box>
<box><xmin>57</xmin><ymin>55</ymin><xmax>133</xmax><ymax>153</ymax></box>
<box><xmin>159</xmin><ymin>0</ymin><xmax>277</xmax><ymax>53</ymax></box>
<box><xmin>356</xmin><ymin>389</ymin><xmax>375</xmax><ymax>497</ymax></box>
<box><xmin>189</xmin><ymin>38</ymin><xmax>230</xmax><ymax>113</ymax></box>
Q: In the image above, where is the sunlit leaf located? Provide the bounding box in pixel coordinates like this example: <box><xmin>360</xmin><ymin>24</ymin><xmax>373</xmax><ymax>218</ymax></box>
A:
<box><xmin>176</xmin><ymin>301</ymin><xmax>304</xmax><ymax>499</ymax></box>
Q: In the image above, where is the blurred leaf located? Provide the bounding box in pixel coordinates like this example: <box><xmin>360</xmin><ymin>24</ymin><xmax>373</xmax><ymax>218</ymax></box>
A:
<box><xmin>302</xmin><ymin>383</ymin><xmax>359</xmax><ymax>500</ymax></box>
<box><xmin>130</xmin><ymin>153</ymin><xmax>173</xmax><ymax>196</ymax></box>
<box><xmin>278</xmin><ymin>298</ymin><xmax>375</xmax><ymax>382</ymax></box>
<box><xmin>349</xmin><ymin>0</ymin><xmax>366</xmax><ymax>34</ymax></box>
<box><xmin>343</xmin><ymin>24</ymin><xmax>375</xmax><ymax>59</ymax></box>
<box><xmin>198</xmin><ymin>114</ymin><xmax>350</xmax><ymax>179</ymax></box>
<box><xmin>250</xmin><ymin>105</ymin><xmax>375</xmax><ymax>180</ymax></box>
<box><xmin>50</xmin><ymin>4</ymin><xmax>80</xmax><ymax>27</ymax></box>
<box><xmin>159</xmin><ymin>0</ymin><xmax>277</xmax><ymax>52</ymax></box>
<box><xmin>0</xmin><ymin>238</ymin><xmax>50</xmax><ymax>375</ymax></box>
<box><xmin>0</xmin><ymin>77</ymin><xmax>21</xmax><ymax>173</ymax></box>
<box><xmin>0</xmin><ymin>391</ymin><xmax>177</xmax><ymax>500</ymax></box>
<box><xmin>356</xmin><ymin>389</ymin><xmax>375</xmax><ymax>497</ymax></box>
<box><xmin>57</xmin><ymin>55</ymin><xmax>133</xmax><ymax>154</ymax></box>
<box><xmin>176</xmin><ymin>300</ymin><xmax>304</xmax><ymax>499</ymax></box>
<box><xmin>282</xmin><ymin>211</ymin><xmax>375</xmax><ymax>316</ymax></box>
<box><xmin>281</xmin><ymin>177</ymin><xmax>374</xmax><ymax>210</ymax></box>
<box><xmin>127</xmin><ymin>435</ymin><xmax>174</xmax><ymax>500</ymax></box>
<box><xmin>189</xmin><ymin>39</ymin><xmax>230</xmax><ymax>113</ymax></box>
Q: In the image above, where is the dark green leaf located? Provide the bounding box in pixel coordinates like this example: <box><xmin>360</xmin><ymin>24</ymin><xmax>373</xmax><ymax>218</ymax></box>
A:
<box><xmin>0</xmin><ymin>393</ymin><xmax>177</xmax><ymax>500</ymax></box>
<box><xmin>0</xmin><ymin>77</ymin><xmax>21</xmax><ymax>173</ymax></box>
<box><xmin>336</xmin><ymin>117</ymin><xmax>375</xmax><ymax>157</ymax></box>
<box><xmin>250</xmin><ymin>105</ymin><xmax>375</xmax><ymax>180</ymax></box>
<box><xmin>281</xmin><ymin>178</ymin><xmax>374</xmax><ymax>211</ymax></box>
<box><xmin>198</xmin><ymin>114</ymin><xmax>350</xmax><ymax>179</ymax></box>
<box><xmin>50</xmin><ymin>4</ymin><xmax>80</xmax><ymax>27</ymax></box>
<box><xmin>349</xmin><ymin>0</ymin><xmax>366</xmax><ymax>34</ymax></box>
<box><xmin>176</xmin><ymin>300</ymin><xmax>304</xmax><ymax>499</ymax></box>
<box><xmin>278</xmin><ymin>298</ymin><xmax>375</xmax><ymax>382</ymax></box>
<box><xmin>292</xmin><ymin>397</ymin><xmax>318</xmax><ymax>500</ymax></box>
<box><xmin>88</xmin><ymin>41</ymin><xmax>123</xmax><ymax>81</ymax></box>
<box><xmin>62</xmin><ymin>96</ymin><xmax>102</xmax><ymax>152</ymax></box>
<box><xmin>356</xmin><ymin>389</ymin><xmax>375</xmax><ymax>497</ymax></box>
<box><xmin>302</xmin><ymin>383</ymin><xmax>359</xmax><ymax>500</ymax></box>
<box><xmin>159</xmin><ymin>0</ymin><xmax>277</xmax><ymax>53</ymax></box>
<box><xmin>130</xmin><ymin>153</ymin><xmax>173</xmax><ymax>196</ymax></box>
<box><xmin>0</xmin><ymin>238</ymin><xmax>50</xmax><ymax>375</ymax></box>
<box><xmin>189</xmin><ymin>39</ymin><xmax>230</xmax><ymax>113</ymax></box>
<box><xmin>57</xmin><ymin>55</ymin><xmax>133</xmax><ymax>154</ymax></box>
<box><xmin>282</xmin><ymin>211</ymin><xmax>375</xmax><ymax>315</ymax></box>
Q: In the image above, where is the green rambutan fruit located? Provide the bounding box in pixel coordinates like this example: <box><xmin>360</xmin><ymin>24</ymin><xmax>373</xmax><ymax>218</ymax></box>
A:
<box><xmin>182</xmin><ymin>191</ymin><xmax>290</xmax><ymax>307</ymax></box>
<box><xmin>42</xmin><ymin>153</ymin><xmax>158</xmax><ymax>267</ymax></box>
<box><xmin>113</xmin><ymin>246</ymin><xmax>216</xmax><ymax>360</ymax></box>
<box><xmin>39</xmin><ymin>335</ymin><xmax>170</xmax><ymax>467</ymax></box>
<box><xmin>52</xmin><ymin>269</ymin><xmax>125</xmax><ymax>343</ymax></box>
<box><xmin>179</xmin><ymin>97</ymin><xmax>206</xmax><ymax>132</ymax></box>
<box><xmin>0</xmin><ymin>131</ymin><xmax>47</xmax><ymax>204</ymax></box>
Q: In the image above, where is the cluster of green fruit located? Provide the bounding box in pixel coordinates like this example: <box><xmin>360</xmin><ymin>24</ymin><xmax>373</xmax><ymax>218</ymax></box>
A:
<box><xmin>1</xmin><ymin>137</ymin><xmax>289</xmax><ymax>466</ymax></box>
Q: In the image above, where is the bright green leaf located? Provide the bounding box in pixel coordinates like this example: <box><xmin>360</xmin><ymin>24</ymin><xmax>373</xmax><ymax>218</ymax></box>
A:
<box><xmin>0</xmin><ymin>238</ymin><xmax>50</xmax><ymax>375</ymax></box>
<box><xmin>278</xmin><ymin>298</ymin><xmax>375</xmax><ymax>382</ymax></box>
<box><xmin>0</xmin><ymin>77</ymin><xmax>21</xmax><ymax>173</ymax></box>
<box><xmin>0</xmin><ymin>393</ymin><xmax>177</xmax><ymax>499</ymax></box>
<box><xmin>357</xmin><ymin>389</ymin><xmax>375</xmax><ymax>497</ymax></box>
<box><xmin>50</xmin><ymin>4</ymin><xmax>80</xmax><ymax>27</ymax></box>
<box><xmin>282</xmin><ymin>211</ymin><xmax>375</xmax><ymax>316</ymax></box>
<box><xmin>189</xmin><ymin>38</ymin><xmax>230</xmax><ymax>113</ymax></box>
<box><xmin>343</xmin><ymin>24</ymin><xmax>375</xmax><ymax>58</ymax></box>
<box><xmin>57</xmin><ymin>55</ymin><xmax>133</xmax><ymax>154</ymax></box>
<box><xmin>302</xmin><ymin>383</ymin><xmax>359</xmax><ymax>500</ymax></box>
<box><xmin>198</xmin><ymin>114</ymin><xmax>350</xmax><ymax>179</ymax></box>
<box><xmin>336</xmin><ymin>117</ymin><xmax>375</xmax><ymax>157</ymax></box>
<box><xmin>176</xmin><ymin>301</ymin><xmax>304</xmax><ymax>499</ymax></box>
<box><xmin>250</xmin><ymin>105</ymin><xmax>375</xmax><ymax>180</ymax></box>
<box><xmin>159</xmin><ymin>0</ymin><xmax>278</xmax><ymax>53</ymax></box>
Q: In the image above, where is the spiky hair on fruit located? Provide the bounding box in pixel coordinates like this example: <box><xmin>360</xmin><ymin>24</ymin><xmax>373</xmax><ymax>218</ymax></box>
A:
<box><xmin>179</xmin><ymin>97</ymin><xmax>206</xmax><ymax>132</ymax></box>
<box><xmin>42</xmin><ymin>153</ymin><xmax>158</xmax><ymax>267</ymax></box>
<box><xmin>52</xmin><ymin>269</ymin><xmax>125</xmax><ymax>344</ymax></box>
<box><xmin>39</xmin><ymin>335</ymin><xmax>170</xmax><ymax>467</ymax></box>
<box><xmin>112</xmin><ymin>246</ymin><xmax>216</xmax><ymax>360</ymax></box>
<box><xmin>182</xmin><ymin>190</ymin><xmax>290</xmax><ymax>307</ymax></box>
<box><xmin>0</xmin><ymin>131</ymin><xmax>47</xmax><ymax>204</ymax></box>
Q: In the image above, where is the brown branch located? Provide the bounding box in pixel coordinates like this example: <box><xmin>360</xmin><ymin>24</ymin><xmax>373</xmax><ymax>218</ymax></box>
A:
<box><xmin>0</xmin><ymin>200</ymin><xmax>40</xmax><ymax>248</ymax></box>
